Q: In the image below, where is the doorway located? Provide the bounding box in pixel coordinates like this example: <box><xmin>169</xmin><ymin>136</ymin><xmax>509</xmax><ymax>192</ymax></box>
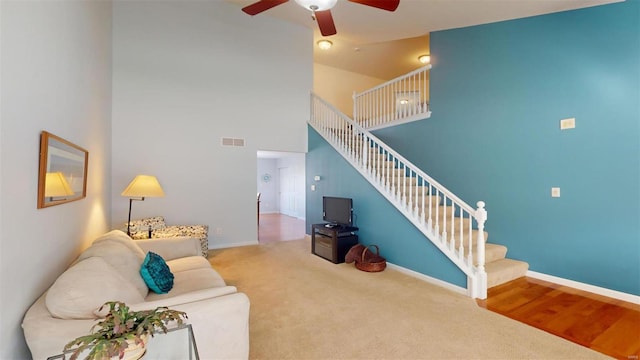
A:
<box><xmin>257</xmin><ymin>151</ymin><xmax>306</xmax><ymax>243</ymax></box>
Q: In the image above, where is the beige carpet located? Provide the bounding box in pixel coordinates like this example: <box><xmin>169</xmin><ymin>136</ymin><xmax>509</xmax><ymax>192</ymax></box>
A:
<box><xmin>209</xmin><ymin>239</ymin><xmax>610</xmax><ymax>359</ymax></box>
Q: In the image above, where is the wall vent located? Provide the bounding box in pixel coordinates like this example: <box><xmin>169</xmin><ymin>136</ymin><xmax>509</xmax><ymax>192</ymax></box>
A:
<box><xmin>221</xmin><ymin>137</ymin><xmax>245</xmax><ymax>147</ymax></box>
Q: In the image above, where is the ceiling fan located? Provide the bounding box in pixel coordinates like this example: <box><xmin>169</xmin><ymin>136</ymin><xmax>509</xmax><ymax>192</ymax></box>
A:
<box><xmin>241</xmin><ymin>0</ymin><xmax>400</xmax><ymax>37</ymax></box>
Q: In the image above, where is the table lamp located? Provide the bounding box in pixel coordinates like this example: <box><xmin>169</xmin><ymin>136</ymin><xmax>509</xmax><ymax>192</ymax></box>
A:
<box><xmin>121</xmin><ymin>175</ymin><xmax>165</xmax><ymax>236</ymax></box>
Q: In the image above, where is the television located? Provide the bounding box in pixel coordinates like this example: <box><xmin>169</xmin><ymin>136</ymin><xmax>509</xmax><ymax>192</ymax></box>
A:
<box><xmin>322</xmin><ymin>196</ymin><xmax>353</xmax><ymax>227</ymax></box>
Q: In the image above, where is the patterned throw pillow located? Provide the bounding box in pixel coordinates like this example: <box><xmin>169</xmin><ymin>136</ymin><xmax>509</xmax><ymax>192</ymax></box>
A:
<box><xmin>140</xmin><ymin>252</ymin><xmax>174</xmax><ymax>294</ymax></box>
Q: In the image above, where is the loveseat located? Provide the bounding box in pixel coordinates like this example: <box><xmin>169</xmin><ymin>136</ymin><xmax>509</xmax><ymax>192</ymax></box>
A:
<box><xmin>22</xmin><ymin>230</ymin><xmax>250</xmax><ymax>359</ymax></box>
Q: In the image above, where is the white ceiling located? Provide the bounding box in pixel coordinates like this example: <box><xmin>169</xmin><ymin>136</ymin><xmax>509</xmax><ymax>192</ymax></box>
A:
<box><xmin>228</xmin><ymin>0</ymin><xmax>618</xmax><ymax>79</ymax></box>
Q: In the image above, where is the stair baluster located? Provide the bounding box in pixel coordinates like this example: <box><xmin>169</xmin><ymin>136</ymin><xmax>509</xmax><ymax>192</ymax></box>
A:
<box><xmin>310</xmin><ymin>92</ymin><xmax>492</xmax><ymax>299</ymax></box>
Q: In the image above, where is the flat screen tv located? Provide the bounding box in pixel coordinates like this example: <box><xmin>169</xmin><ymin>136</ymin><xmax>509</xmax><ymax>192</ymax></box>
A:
<box><xmin>323</xmin><ymin>196</ymin><xmax>353</xmax><ymax>227</ymax></box>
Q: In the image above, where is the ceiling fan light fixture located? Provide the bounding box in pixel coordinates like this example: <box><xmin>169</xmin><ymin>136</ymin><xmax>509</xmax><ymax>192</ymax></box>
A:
<box><xmin>294</xmin><ymin>0</ymin><xmax>338</xmax><ymax>12</ymax></box>
<box><xmin>317</xmin><ymin>39</ymin><xmax>333</xmax><ymax>50</ymax></box>
<box><xmin>418</xmin><ymin>54</ymin><xmax>431</xmax><ymax>64</ymax></box>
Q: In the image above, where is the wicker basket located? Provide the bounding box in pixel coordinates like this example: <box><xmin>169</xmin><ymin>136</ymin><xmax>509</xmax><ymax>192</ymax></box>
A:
<box><xmin>345</xmin><ymin>244</ymin><xmax>386</xmax><ymax>272</ymax></box>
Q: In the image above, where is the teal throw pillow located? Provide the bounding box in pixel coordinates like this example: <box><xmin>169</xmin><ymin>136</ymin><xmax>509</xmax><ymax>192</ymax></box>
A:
<box><xmin>140</xmin><ymin>252</ymin><xmax>174</xmax><ymax>294</ymax></box>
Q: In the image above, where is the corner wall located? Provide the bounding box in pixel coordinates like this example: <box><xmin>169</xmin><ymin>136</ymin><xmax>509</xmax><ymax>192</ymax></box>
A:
<box><xmin>313</xmin><ymin>63</ymin><xmax>386</xmax><ymax>117</ymax></box>
<box><xmin>0</xmin><ymin>1</ymin><xmax>112</xmax><ymax>357</ymax></box>
<box><xmin>111</xmin><ymin>1</ymin><xmax>312</xmax><ymax>248</ymax></box>
<box><xmin>375</xmin><ymin>2</ymin><xmax>640</xmax><ymax>295</ymax></box>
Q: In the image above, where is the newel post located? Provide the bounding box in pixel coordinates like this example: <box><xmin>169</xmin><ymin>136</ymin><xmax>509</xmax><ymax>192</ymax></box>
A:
<box><xmin>475</xmin><ymin>201</ymin><xmax>488</xmax><ymax>299</ymax></box>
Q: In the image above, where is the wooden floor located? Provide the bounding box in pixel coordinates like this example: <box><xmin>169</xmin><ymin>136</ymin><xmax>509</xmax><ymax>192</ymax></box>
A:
<box><xmin>478</xmin><ymin>277</ymin><xmax>640</xmax><ymax>359</ymax></box>
<box><xmin>258</xmin><ymin>213</ymin><xmax>306</xmax><ymax>244</ymax></box>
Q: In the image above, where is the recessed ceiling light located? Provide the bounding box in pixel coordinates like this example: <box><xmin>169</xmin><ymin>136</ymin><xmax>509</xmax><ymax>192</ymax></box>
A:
<box><xmin>317</xmin><ymin>40</ymin><xmax>333</xmax><ymax>50</ymax></box>
<box><xmin>418</xmin><ymin>54</ymin><xmax>431</xmax><ymax>64</ymax></box>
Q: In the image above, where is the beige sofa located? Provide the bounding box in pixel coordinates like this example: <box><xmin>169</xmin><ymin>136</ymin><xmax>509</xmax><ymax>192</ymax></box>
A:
<box><xmin>22</xmin><ymin>230</ymin><xmax>250</xmax><ymax>359</ymax></box>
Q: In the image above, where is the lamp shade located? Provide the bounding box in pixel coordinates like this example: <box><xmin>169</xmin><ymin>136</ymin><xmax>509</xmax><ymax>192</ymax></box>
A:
<box><xmin>45</xmin><ymin>172</ymin><xmax>74</xmax><ymax>197</ymax></box>
<box><xmin>121</xmin><ymin>175</ymin><xmax>165</xmax><ymax>198</ymax></box>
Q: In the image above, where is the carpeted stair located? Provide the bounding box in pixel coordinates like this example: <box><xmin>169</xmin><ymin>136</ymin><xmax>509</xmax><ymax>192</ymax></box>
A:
<box><xmin>363</xmin><ymin>148</ymin><xmax>529</xmax><ymax>289</ymax></box>
<box><xmin>336</xmin><ymin>128</ymin><xmax>529</xmax><ymax>290</ymax></box>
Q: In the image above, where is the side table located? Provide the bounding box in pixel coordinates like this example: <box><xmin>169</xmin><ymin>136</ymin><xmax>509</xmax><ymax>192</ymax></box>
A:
<box><xmin>47</xmin><ymin>324</ymin><xmax>199</xmax><ymax>360</ymax></box>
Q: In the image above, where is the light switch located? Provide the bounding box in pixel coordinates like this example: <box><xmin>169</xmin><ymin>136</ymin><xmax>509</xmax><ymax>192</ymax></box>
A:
<box><xmin>560</xmin><ymin>118</ymin><xmax>575</xmax><ymax>130</ymax></box>
<box><xmin>311</xmin><ymin>184</ymin><xmax>316</xmax><ymax>191</ymax></box>
<box><xmin>551</xmin><ymin>187</ymin><xmax>561</xmax><ymax>197</ymax></box>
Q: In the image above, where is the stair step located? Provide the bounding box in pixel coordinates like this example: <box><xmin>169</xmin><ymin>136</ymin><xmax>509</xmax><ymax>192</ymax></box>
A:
<box><xmin>444</xmin><ymin>229</ymin><xmax>489</xmax><ymax>247</ymax></box>
<box><xmin>426</xmin><ymin>215</ymin><xmax>472</xmax><ymax>231</ymax></box>
<box><xmin>399</xmin><ymin>195</ymin><xmax>440</xmax><ymax>207</ymax></box>
<box><xmin>373</xmin><ymin>167</ymin><xmax>408</xmax><ymax>178</ymax></box>
<box><xmin>454</xmin><ymin>243</ymin><xmax>507</xmax><ymax>265</ymax></box>
<box><xmin>486</xmin><ymin>258</ymin><xmax>529</xmax><ymax>288</ymax></box>
<box><xmin>483</xmin><ymin>243</ymin><xmax>508</xmax><ymax>264</ymax></box>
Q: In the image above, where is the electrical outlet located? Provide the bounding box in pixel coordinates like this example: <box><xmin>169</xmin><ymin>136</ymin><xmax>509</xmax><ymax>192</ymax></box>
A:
<box><xmin>311</xmin><ymin>185</ymin><xmax>316</xmax><ymax>191</ymax></box>
<box><xmin>560</xmin><ymin>118</ymin><xmax>575</xmax><ymax>130</ymax></box>
<box><xmin>551</xmin><ymin>187</ymin><xmax>561</xmax><ymax>197</ymax></box>
<box><xmin>215</xmin><ymin>227</ymin><xmax>223</xmax><ymax>236</ymax></box>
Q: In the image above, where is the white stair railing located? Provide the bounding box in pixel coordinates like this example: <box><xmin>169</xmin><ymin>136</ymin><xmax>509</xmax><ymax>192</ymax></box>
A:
<box><xmin>353</xmin><ymin>65</ymin><xmax>431</xmax><ymax>130</ymax></box>
<box><xmin>310</xmin><ymin>92</ymin><xmax>488</xmax><ymax>299</ymax></box>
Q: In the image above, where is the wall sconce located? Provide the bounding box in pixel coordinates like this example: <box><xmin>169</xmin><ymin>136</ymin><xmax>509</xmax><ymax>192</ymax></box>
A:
<box><xmin>317</xmin><ymin>40</ymin><xmax>333</xmax><ymax>50</ymax></box>
<box><xmin>121</xmin><ymin>175</ymin><xmax>165</xmax><ymax>236</ymax></box>
<box><xmin>418</xmin><ymin>54</ymin><xmax>431</xmax><ymax>64</ymax></box>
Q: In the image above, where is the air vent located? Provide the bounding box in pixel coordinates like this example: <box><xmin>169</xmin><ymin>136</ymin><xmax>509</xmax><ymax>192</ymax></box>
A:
<box><xmin>221</xmin><ymin>137</ymin><xmax>245</xmax><ymax>147</ymax></box>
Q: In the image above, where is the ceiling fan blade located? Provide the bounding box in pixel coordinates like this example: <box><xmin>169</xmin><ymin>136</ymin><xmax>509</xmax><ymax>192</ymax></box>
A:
<box><xmin>315</xmin><ymin>9</ymin><xmax>337</xmax><ymax>36</ymax></box>
<box><xmin>348</xmin><ymin>0</ymin><xmax>400</xmax><ymax>12</ymax></box>
<box><xmin>242</xmin><ymin>0</ymin><xmax>289</xmax><ymax>15</ymax></box>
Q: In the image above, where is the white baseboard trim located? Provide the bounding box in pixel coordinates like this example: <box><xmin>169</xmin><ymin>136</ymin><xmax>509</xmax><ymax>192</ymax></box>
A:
<box><xmin>527</xmin><ymin>270</ymin><xmax>640</xmax><ymax>304</ymax></box>
<box><xmin>386</xmin><ymin>262</ymin><xmax>468</xmax><ymax>296</ymax></box>
<box><xmin>209</xmin><ymin>240</ymin><xmax>259</xmax><ymax>250</ymax></box>
<box><xmin>303</xmin><ymin>234</ymin><xmax>466</xmax><ymax>295</ymax></box>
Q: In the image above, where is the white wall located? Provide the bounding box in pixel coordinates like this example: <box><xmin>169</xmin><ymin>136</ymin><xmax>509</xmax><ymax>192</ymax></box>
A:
<box><xmin>0</xmin><ymin>1</ymin><xmax>112</xmax><ymax>357</ymax></box>
<box><xmin>313</xmin><ymin>63</ymin><xmax>386</xmax><ymax>117</ymax></box>
<box><xmin>111</xmin><ymin>1</ymin><xmax>312</xmax><ymax>248</ymax></box>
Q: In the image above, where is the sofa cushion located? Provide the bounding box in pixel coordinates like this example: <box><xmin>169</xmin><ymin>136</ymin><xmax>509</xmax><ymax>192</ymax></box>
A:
<box><xmin>45</xmin><ymin>257</ymin><xmax>145</xmax><ymax>319</ymax></box>
<box><xmin>166</xmin><ymin>256</ymin><xmax>215</xmax><ymax>273</ymax></box>
<box><xmin>140</xmin><ymin>252</ymin><xmax>174</xmax><ymax>294</ymax></box>
<box><xmin>144</xmin><ymin>267</ymin><xmax>226</xmax><ymax>302</ymax></box>
<box><xmin>77</xmin><ymin>230</ymin><xmax>148</xmax><ymax>298</ymax></box>
<box><xmin>92</xmin><ymin>230</ymin><xmax>146</xmax><ymax>259</ymax></box>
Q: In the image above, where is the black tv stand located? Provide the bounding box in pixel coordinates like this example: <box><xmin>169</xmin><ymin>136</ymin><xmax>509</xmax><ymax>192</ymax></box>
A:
<box><xmin>311</xmin><ymin>223</ymin><xmax>359</xmax><ymax>263</ymax></box>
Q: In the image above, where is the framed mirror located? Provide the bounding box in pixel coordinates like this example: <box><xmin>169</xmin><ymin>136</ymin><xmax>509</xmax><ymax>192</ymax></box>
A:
<box><xmin>37</xmin><ymin>131</ymin><xmax>89</xmax><ymax>209</ymax></box>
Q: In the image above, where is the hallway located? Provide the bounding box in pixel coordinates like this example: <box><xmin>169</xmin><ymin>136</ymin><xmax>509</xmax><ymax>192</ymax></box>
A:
<box><xmin>258</xmin><ymin>213</ymin><xmax>306</xmax><ymax>244</ymax></box>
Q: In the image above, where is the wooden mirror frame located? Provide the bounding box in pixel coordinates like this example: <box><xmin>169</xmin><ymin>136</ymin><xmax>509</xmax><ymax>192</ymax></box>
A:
<box><xmin>37</xmin><ymin>131</ymin><xmax>89</xmax><ymax>209</ymax></box>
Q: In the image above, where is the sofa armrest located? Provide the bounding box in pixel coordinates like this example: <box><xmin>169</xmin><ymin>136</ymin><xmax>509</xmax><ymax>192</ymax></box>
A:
<box><xmin>23</xmin><ymin>294</ymin><xmax>98</xmax><ymax>360</ymax></box>
<box><xmin>134</xmin><ymin>236</ymin><xmax>201</xmax><ymax>260</ymax></box>
<box><xmin>164</xmin><ymin>292</ymin><xmax>250</xmax><ymax>360</ymax></box>
<box><xmin>129</xmin><ymin>286</ymin><xmax>238</xmax><ymax>311</ymax></box>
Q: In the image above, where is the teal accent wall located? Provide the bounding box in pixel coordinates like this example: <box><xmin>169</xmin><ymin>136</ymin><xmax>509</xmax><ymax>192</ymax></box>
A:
<box><xmin>373</xmin><ymin>2</ymin><xmax>640</xmax><ymax>295</ymax></box>
<box><xmin>306</xmin><ymin>126</ymin><xmax>467</xmax><ymax>288</ymax></box>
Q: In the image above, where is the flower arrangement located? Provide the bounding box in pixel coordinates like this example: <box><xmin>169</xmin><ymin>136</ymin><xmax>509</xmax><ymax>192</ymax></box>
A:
<box><xmin>63</xmin><ymin>301</ymin><xmax>187</xmax><ymax>360</ymax></box>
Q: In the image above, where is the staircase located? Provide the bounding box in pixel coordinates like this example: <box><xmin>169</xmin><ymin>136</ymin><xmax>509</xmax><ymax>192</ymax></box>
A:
<box><xmin>310</xmin><ymin>81</ymin><xmax>528</xmax><ymax>298</ymax></box>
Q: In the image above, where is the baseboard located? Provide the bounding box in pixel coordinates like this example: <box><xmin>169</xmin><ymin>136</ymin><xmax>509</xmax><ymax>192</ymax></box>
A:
<box><xmin>209</xmin><ymin>240</ymin><xmax>259</xmax><ymax>250</ymax></box>
<box><xmin>302</xmin><ymin>234</ymin><xmax>466</xmax><ymax>295</ymax></box>
<box><xmin>527</xmin><ymin>270</ymin><xmax>640</xmax><ymax>304</ymax></box>
<box><xmin>386</xmin><ymin>262</ymin><xmax>468</xmax><ymax>296</ymax></box>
